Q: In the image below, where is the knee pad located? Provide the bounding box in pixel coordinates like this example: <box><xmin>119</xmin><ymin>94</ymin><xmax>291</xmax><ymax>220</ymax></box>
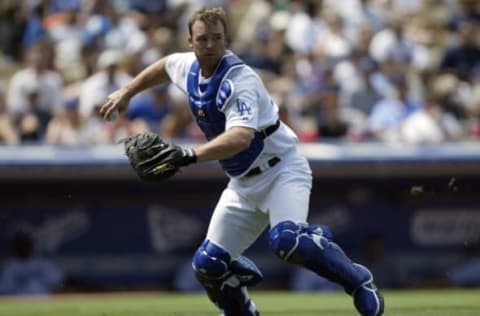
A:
<box><xmin>269</xmin><ymin>220</ymin><xmax>333</xmax><ymax>263</ymax></box>
<box><xmin>192</xmin><ymin>240</ymin><xmax>262</xmax><ymax>316</ymax></box>
<box><xmin>193</xmin><ymin>240</ymin><xmax>231</xmax><ymax>287</ymax></box>
<box><xmin>192</xmin><ymin>240</ymin><xmax>263</xmax><ymax>288</ymax></box>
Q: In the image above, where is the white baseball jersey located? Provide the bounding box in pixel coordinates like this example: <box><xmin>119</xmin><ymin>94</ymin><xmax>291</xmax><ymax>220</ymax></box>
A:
<box><xmin>165</xmin><ymin>51</ymin><xmax>313</xmax><ymax>258</ymax></box>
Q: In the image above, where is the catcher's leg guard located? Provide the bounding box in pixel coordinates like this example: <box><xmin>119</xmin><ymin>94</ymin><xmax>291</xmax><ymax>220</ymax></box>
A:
<box><xmin>352</xmin><ymin>264</ymin><xmax>385</xmax><ymax>316</ymax></box>
<box><xmin>192</xmin><ymin>240</ymin><xmax>262</xmax><ymax>316</ymax></box>
<box><xmin>269</xmin><ymin>221</ymin><xmax>384</xmax><ymax>316</ymax></box>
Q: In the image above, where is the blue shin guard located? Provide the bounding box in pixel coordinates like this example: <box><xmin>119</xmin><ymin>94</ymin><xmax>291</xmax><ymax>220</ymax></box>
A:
<box><xmin>352</xmin><ymin>264</ymin><xmax>384</xmax><ymax>316</ymax></box>
<box><xmin>192</xmin><ymin>240</ymin><xmax>262</xmax><ymax>316</ymax></box>
<box><xmin>269</xmin><ymin>221</ymin><xmax>384</xmax><ymax>316</ymax></box>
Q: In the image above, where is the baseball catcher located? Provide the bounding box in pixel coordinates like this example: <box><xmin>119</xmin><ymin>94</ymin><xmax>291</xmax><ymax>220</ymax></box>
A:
<box><xmin>122</xmin><ymin>132</ymin><xmax>196</xmax><ymax>182</ymax></box>
<box><xmin>101</xmin><ymin>6</ymin><xmax>384</xmax><ymax>316</ymax></box>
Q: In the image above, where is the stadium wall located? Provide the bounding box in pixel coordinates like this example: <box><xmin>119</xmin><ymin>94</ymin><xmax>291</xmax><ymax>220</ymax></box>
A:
<box><xmin>1</xmin><ymin>142</ymin><xmax>480</xmax><ymax>290</ymax></box>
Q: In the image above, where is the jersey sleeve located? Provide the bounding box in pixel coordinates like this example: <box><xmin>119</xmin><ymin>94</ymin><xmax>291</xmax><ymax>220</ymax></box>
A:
<box><xmin>222</xmin><ymin>68</ymin><xmax>260</xmax><ymax>131</ymax></box>
<box><xmin>165</xmin><ymin>52</ymin><xmax>196</xmax><ymax>93</ymax></box>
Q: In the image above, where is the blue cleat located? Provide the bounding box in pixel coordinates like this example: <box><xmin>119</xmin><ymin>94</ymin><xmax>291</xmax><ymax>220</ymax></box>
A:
<box><xmin>218</xmin><ymin>287</ymin><xmax>259</xmax><ymax>316</ymax></box>
<box><xmin>352</xmin><ymin>265</ymin><xmax>384</xmax><ymax>316</ymax></box>
<box><xmin>219</xmin><ymin>295</ymin><xmax>260</xmax><ymax>316</ymax></box>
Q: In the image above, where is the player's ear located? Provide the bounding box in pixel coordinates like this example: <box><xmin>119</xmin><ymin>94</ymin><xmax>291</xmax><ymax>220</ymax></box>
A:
<box><xmin>188</xmin><ymin>36</ymin><xmax>193</xmax><ymax>48</ymax></box>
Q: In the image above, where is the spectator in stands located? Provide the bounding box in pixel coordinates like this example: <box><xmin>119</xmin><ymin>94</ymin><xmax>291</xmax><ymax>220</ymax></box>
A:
<box><xmin>82</xmin><ymin>1</ymin><xmax>114</xmax><ymax>48</ymax></box>
<box><xmin>354</xmin><ymin>59</ymin><xmax>381</xmax><ymax>111</ymax></box>
<box><xmin>439</xmin><ymin>20</ymin><xmax>480</xmax><ymax>82</ymax></box>
<box><xmin>16</xmin><ymin>77</ymin><xmax>52</xmax><ymax>142</ymax></box>
<box><xmin>278</xmin><ymin>52</ymin><xmax>322</xmax><ymax>141</ymax></box>
<box><xmin>284</xmin><ymin>0</ymin><xmax>322</xmax><ymax>56</ymax></box>
<box><xmin>447</xmin><ymin>0</ymin><xmax>480</xmax><ymax>32</ymax></box>
<box><xmin>0</xmin><ymin>1</ymin><xmax>28</xmax><ymax>62</ymax></box>
<box><xmin>0</xmin><ymin>82</ymin><xmax>18</xmax><ymax>145</ymax></box>
<box><xmin>79</xmin><ymin>92</ymin><xmax>111</xmax><ymax>145</ymax></box>
<box><xmin>44</xmin><ymin>97</ymin><xmax>86</xmax><ymax>147</ymax></box>
<box><xmin>45</xmin><ymin>1</ymin><xmax>86</xmax><ymax>83</ymax></box>
<box><xmin>21</xmin><ymin>1</ymin><xmax>48</xmax><ymax>51</ymax></box>
<box><xmin>122</xmin><ymin>26</ymin><xmax>176</xmax><ymax>79</ymax></box>
<box><xmin>354</xmin><ymin>0</ymin><xmax>386</xmax><ymax>34</ymax></box>
<box><xmin>79</xmin><ymin>49</ymin><xmax>131</xmax><ymax>121</ymax></box>
<box><xmin>159</xmin><ymin>85</ymin><xmax>198</xmax><ymax>140</ymax></box>
<box><xmin>314</xmin><ymin>10</ymin><xmax>352</xmax><ymax>63</ymax></box>
<box><xmin>288</xmin><ymin>52</ymin><xmax>348</xmax><ymax>141</ymax></box>
<box><xmin>315</xmin><ymin>67</ymin><xmax>348</xmax><ymax>139</ymax></box>
<box><xmin>430</xmin><ymin>73</ymin><xmax>470</xmax><ymax>121</ymax></box>
<box><xmin>125</xmin><ymin>83</ymin><xmax>173</xmax><ymax>134</ymax></box>
<box><xmin>369</xmin><ymin>14</ymin><xmax>430</xmax><ymax>73</ymax></box>
<box><xmin>234</xmin><ymin>0</ymin><xmax>275</xmax><ymax>55</ymax></box>
<box><xmin>101</xmin><ymin>3</ymin><xmax>149</xmax><ymax>54</ymax></box>
<box><xmin>333</xmin><ymin>35</ymin><xmax>376</xmax><ymax>110</ymax></box>
<box><xmin>365</xmin><ymin>74</ymin><xmax>421</xmax><ymax>142</ymax></box>
<box><xmin>242</xmin><ymin>26</ymin><xmax>284</xmax><ymax>76</ymax></box>
<box><xmin>344</xmin><ymin>56</ymin><xmax>383</xmax><ymax>140</ymax></box>
<box><xmin>6</xmin><ymin>42</ymin><xmax>62</xmax><ymax>143</ymax></box>
<box><xmin>400</xmin><ymin>92</ymin><xmax>463</xmax><ymax>144</ymax></box>
<box><xmin>0</xmin><ymin>229</ymin><xmax>64</xmax><ymax>296</ymax></box>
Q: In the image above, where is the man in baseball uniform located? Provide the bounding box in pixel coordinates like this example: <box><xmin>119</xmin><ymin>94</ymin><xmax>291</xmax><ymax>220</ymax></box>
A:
<box><xmin>101</xmin><ymin>7</ymin><xmax>384</xmax><ymax>316</ymax></box>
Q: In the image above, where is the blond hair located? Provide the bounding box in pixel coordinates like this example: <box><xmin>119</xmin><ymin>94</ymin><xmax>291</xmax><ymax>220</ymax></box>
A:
<box><xmin>188</xmin><ymin>7</ymin><xmax>229</xmax><ymax>42</ymax></box>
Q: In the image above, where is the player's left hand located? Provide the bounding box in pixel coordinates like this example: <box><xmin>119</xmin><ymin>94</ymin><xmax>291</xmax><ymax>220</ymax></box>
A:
<box><xmin>122</xmin><ymin>132</ymin><xmax>196</xmax><ymax>182</ymax></box>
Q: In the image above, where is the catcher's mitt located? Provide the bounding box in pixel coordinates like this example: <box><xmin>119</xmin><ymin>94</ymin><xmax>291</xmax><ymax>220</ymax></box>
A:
<box><xmin>122</xmin><ymin>132</ymin><xmax>196</xmax><ymax>182</ymax></box>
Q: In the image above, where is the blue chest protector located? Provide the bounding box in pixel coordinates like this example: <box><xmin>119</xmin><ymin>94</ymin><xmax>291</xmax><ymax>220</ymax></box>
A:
<box><xmin>187</xmin><ymin>53</ymin><xmax>264</xmax><ymax>176</ymax></box>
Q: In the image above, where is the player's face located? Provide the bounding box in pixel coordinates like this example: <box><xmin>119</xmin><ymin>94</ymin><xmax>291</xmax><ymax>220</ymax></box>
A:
<box><xmin>188</xmin><ymin>19</ymin><xmax>227</xmax><ymax>76</ymax></box>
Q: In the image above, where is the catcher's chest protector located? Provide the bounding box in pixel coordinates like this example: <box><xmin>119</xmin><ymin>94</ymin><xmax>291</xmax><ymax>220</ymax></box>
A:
<box><xmin>187</xmin><ymin>53</ymin><xmax>264</xmax><ymax>176</ymax></box>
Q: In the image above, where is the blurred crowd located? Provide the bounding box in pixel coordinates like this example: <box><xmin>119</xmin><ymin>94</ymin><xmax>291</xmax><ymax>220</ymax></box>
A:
<box><xmin>1</xmin><ymin>0</ymin><xmax>480</xmax><ymax>147</ymax></box>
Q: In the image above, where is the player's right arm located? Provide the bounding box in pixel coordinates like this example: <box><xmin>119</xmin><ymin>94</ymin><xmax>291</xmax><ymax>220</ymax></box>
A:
<box><xmin>100</xmin><ymin>57</ymin><xmax>171</xmax><ymax>120</ymax></box>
